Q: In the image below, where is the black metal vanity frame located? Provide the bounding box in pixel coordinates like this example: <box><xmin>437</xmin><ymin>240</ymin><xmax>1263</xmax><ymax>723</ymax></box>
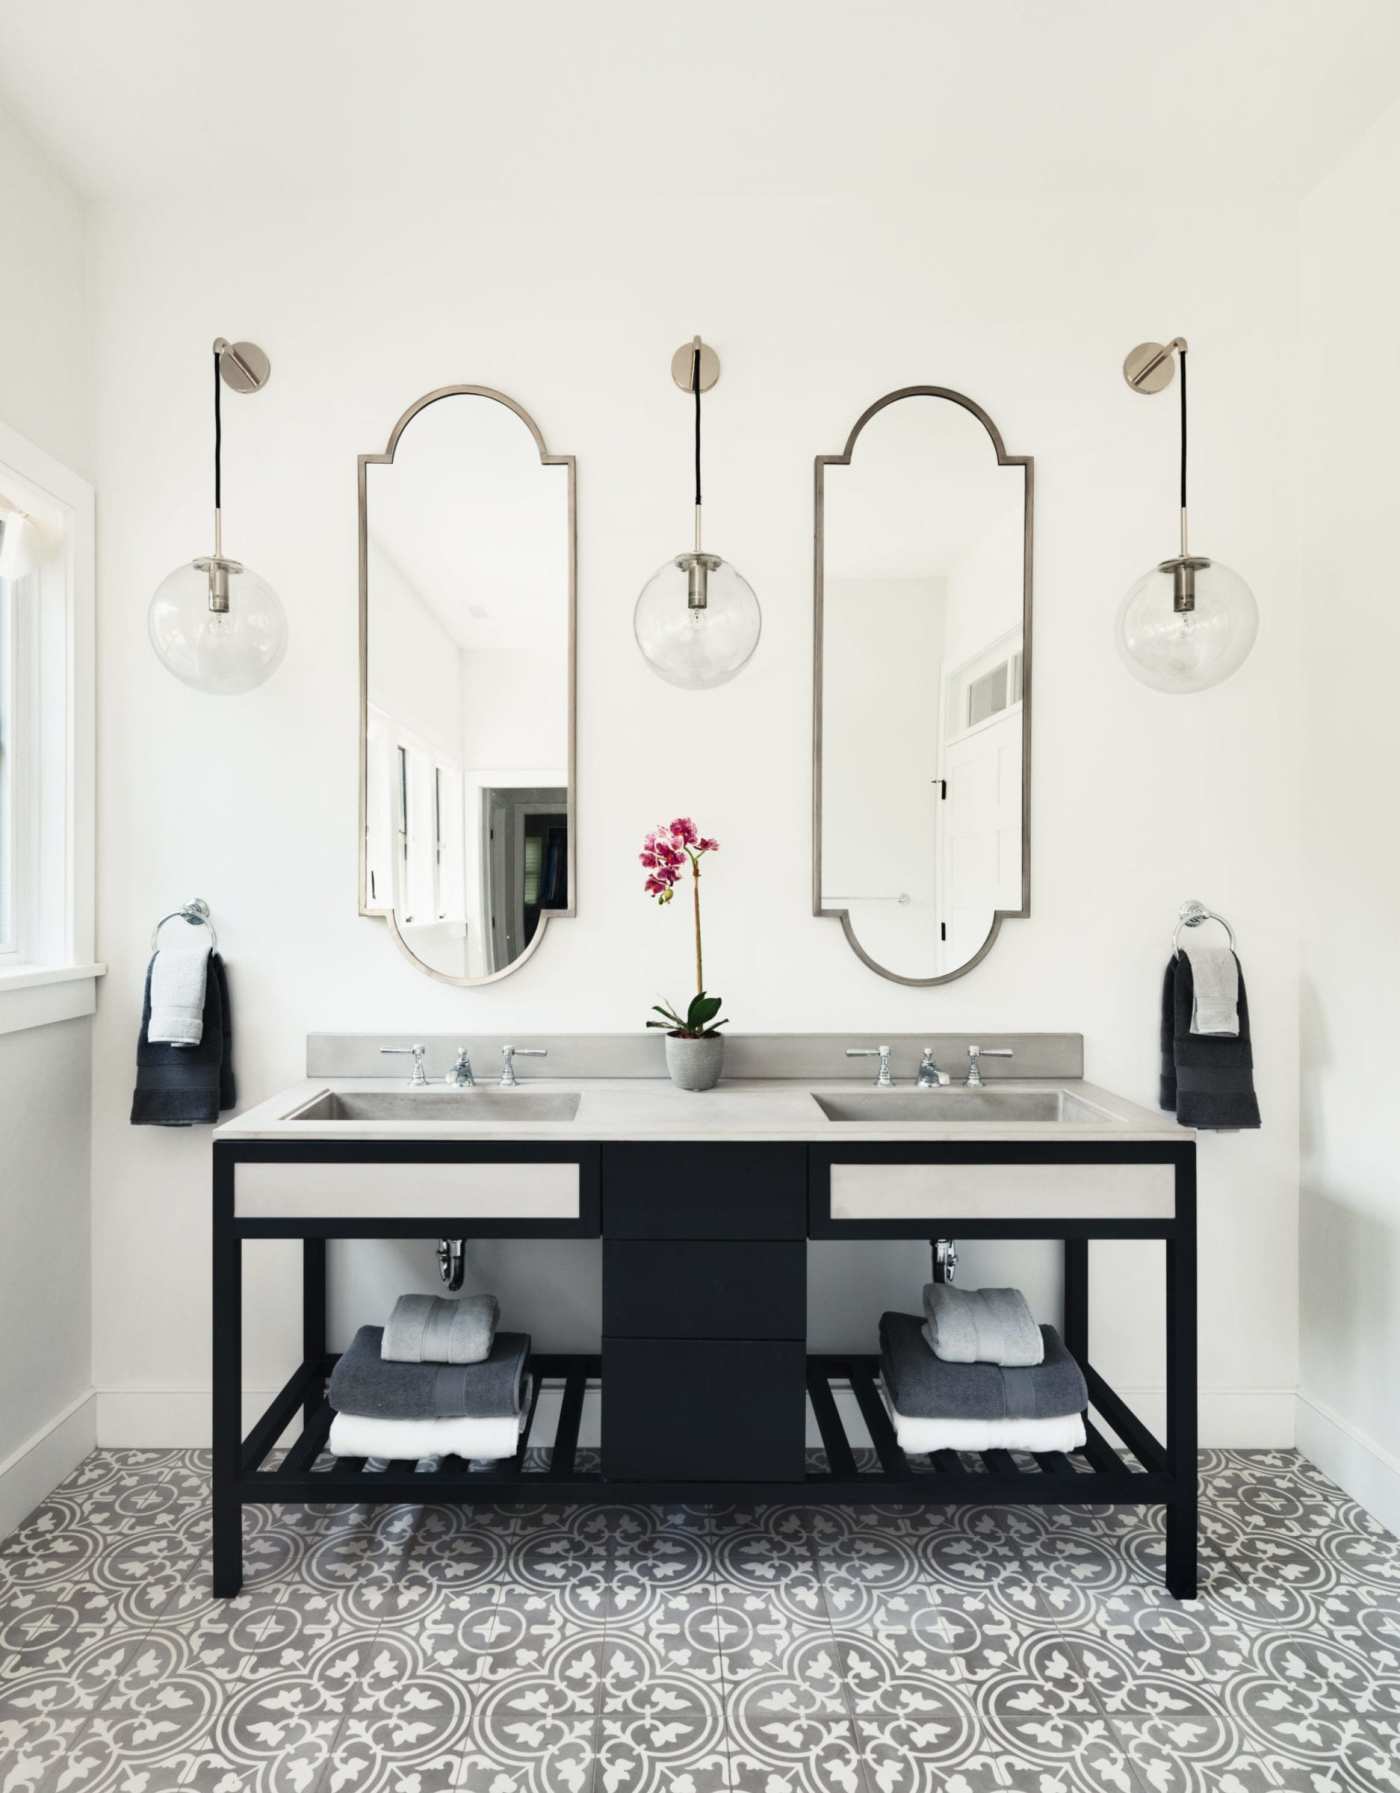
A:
<box><xmin>211</xmin><ymin>1136</ymin><xmax>1197</xmax><ymax>1600</ymax></box>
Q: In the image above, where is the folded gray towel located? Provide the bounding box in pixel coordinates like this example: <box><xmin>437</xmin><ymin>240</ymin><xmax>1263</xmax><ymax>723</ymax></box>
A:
<box><xmin>921</xmin><ymin>1284</ymin><xmax>1044</xmax><ymax>1367</ymax></box>
<box><xmin>1184</xmin><ymin>943</ymin><xmax>1239</xmax><ymax>1036</ymax></box>
<box><xmin>329</xmin><ymin>1325</ymin><xmax>529</xmax><ymax>1420</ymax></box>
<box><xmin>381</xmin><ymin>1293</ymin><xmax>499</xmax><ymax>1365</ymax></box>
<box><xmin>880</xmin><ymin>1312</ymin><xmax>1085</xmax><ymax>1421</ymax></box>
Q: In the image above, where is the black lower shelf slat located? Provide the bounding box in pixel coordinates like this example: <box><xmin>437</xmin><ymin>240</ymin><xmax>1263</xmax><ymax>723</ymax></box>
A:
<box><xmin>1082</xmin><ymin>1420</ymin><xmax>1128</xmax><ymax>1477</ymax></box>
<box><xmin>807</xmin><ymin>1361</ymin><xmax>857</xmax><ymax>1479</ymax></box>
<box><xmin>242</xmin><ymin>1353</ymin><xmax>1171</xmax><ymax>1507</ymax></box>
<box><xmin>548</xmin><ymin>1368</ymin><xmax>586</xmax><ymax>1479</ymax></box>
<box><xmin>846</xmin><ymin>1362</ymin><xmax>907</xmax><ymax>1478</ymax></box>
<box><xmin>277</xmin><ymin>1403</ymin><xmax>334</xmax><ymax>1477</ymax></box>
<box><xmin>509</xmin><ymin>1372</ymin><xmax>544</xmax><ymax>1476</ymax></box>
<box><xmin>1084</xmin><ymin>1365</ymin><xmax>1169</xmax><ymax>1473</ymax></box>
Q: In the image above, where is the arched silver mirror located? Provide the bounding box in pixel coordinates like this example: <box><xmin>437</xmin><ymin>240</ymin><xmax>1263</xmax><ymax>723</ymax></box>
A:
<box><xmin>814</xmin><ymin>387</ymin><xmax>1032</xmax><ymax>984</ymax></box>
<box><xmin>359</xmin><ymin>388</ymin><xmax>576</xmax><ymax>984</ymax></box>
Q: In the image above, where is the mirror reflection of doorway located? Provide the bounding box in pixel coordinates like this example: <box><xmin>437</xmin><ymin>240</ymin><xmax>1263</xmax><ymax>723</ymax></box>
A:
<box><xmin>482</xmin><ymin>786</ymin><xmax>568</xmax><ymax>974</ymax></box>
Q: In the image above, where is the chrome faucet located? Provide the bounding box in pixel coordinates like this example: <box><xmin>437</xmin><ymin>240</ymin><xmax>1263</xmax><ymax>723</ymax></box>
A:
<box><xmin>965</xmin><ymin>1044</ymin><xmax>1014</xmax><ymax>1087</ymax></box>
<box><xmin>381</xmin><ymin>1043</ymin><xmax>429</xmax><ymax>1087</ymax></box>
<box><xmin>847</xmin><ymin>1044</ymin><xmax>895</xmax><ymax>1088</ymax></box>
<box><xmin>499</xmin><ymin>1044</ymin><xmax>548</xmax><ymax>1087</ymax></box>
<box><xmin>917</xmin><ymin>1048</ymin><xmax>951</xmax><ymax>1089</ymax></box>
<box><xmin>446</xmin><ymin>1047</ymin><xmax>475</xmax><ymax>1089</ymax></box>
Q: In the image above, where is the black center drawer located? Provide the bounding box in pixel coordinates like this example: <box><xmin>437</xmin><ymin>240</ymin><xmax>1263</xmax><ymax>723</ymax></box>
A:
<box><xmin>602</xmin><ymin>1144</ymin><xmax>806</xmax><ymax>1239</ymax></box>
<box><xmin>602</xmin><ymin>1337</ymin><xmax>806</xmax><ymax>1481</ymax></box>
<box><xmin>605</xmin><ymin>1239</ymin><xmax>805</xmax><ymax>1339</ymax></box>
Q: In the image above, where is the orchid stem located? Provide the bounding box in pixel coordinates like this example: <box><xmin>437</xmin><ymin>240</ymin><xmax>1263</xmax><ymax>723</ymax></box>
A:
<box><xmin>692</xmin><ymin>856</ymin><xmax>703</xmax><ymax>997</ymax></box>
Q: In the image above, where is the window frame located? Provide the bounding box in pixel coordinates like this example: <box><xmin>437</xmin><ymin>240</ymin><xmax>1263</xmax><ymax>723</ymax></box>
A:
<box><xmin>0</xmin><ymin>418</ymin><xmax>101</xmax><ymax>1035</ymax></box>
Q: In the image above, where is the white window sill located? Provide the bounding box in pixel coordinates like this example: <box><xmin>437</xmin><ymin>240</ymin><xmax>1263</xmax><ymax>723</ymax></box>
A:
<box><xmin>0</xmin><ymin>962</ymin><xmax>107</xmax><ymax>1036</ymax></box>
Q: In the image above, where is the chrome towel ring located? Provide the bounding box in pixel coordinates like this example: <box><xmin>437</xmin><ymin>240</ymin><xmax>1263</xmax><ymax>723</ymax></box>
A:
<box><xmin>151</xmin><ymin>897</ymin><xmax>218</xmax><ymax>953</ymax></box>
<box><xmin>1173</xmin><ymin>898</ymin><xmax>1235</xmax><ymax>955</ymax></box>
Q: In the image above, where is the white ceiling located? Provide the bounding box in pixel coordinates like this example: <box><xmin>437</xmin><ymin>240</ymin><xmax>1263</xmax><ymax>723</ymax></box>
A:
<box><xmin>3</xmin><ymin>0</ymin><xmax>1398</xmax><ymax>205</ymax></box>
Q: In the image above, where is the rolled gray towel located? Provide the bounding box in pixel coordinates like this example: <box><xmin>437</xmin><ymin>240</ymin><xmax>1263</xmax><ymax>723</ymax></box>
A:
<box><xmin>382</xmin><ymin>1293</ymin><xmax>499</xmax><ymax>1365</ymax></box>
<box><xmin>921</xmin><ymin>1284</ymin><xmax>1044</xmax><ymax>1367</ymax></box>
<box><xmin>329</xmin><ymin>1325</ymin><xmax>529</xmax><ymax>1420</ymax></box>
<box><xmin>880</xmin><ymin>1312</ymin><xmax>1085</xmax><ymax>1422</ymax></box>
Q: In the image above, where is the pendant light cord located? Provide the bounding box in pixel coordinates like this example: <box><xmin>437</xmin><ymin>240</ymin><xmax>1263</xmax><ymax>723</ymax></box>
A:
<box><xmin>1177</xmin><ymin>344</ymin><xmax>1188</xmax><ymax>556</ymax></box>
<box><xmin>213</xmin><ymin>344</ymin><xmax>223</xmax><ymax>549</ymax></box>
<box><xmin>692</xmin><ymin>343</ymin><xmax>702</xmax><ymax>510</ymax></box>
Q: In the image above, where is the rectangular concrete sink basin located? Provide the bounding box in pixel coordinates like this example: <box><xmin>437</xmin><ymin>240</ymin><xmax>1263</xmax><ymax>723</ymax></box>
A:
<box><xmin>288</xmin><ymin>1090</ymin><xmax>581</xmax><ymax>1123</ymax></box>
<box><xmin>812</xmin><ymin>1089</ymin><xmax>1111</xmax><ymax>1124</ymax></box>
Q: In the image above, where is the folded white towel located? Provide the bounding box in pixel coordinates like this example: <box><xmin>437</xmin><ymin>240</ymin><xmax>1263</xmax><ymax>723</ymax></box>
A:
<box><xmin>1184</xmin><ymin>943</ymin><xmax>1239</xmax><ymax>1037</ymax></box>
<box><xmin>147</xmin><ymin>945</ymin><xmax>210</xmax><ymax>1047</ymax></box>
<box><xmin>882</xmin><ymin>1393</ymin><xmax>1085</xmax><ymax>1456</ymax></box>
<box><xmin>328</xmin><ymin>1380</ymin><xmax>531</xmax><ymax>1465</ymax></box>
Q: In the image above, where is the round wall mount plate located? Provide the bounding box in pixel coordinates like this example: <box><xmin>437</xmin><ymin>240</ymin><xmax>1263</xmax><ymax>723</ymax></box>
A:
<box><xmin>217</xmin><ymin>340</ymin><xmax>272</xmax><ymax>394</ymax></box>
<box><xmin>671</xmin><ymin>340</ymin><xmax>720</xmax><ymax>393</ymax></box>
<box><xmin>1122</xmin><ymin>340</ymin><xmax>1176</xmax><ymax>394</ymax></box>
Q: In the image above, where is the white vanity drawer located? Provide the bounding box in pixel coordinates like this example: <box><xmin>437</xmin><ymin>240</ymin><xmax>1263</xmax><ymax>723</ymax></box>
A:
<box><xmin>235</xmin><ymin>1160</ymin><xmax>582</xmax><ymax>1222</ymax></box>
<box><xmin>827</xmin><ymin>1161</ymin><xmax>1174</xmax><ymax>1223</ymax></box>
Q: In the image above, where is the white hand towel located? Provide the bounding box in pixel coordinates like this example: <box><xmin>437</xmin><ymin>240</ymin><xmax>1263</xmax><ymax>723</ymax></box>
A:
<box><xmin>1184</xmin><ymin>944</ymin><xmax>1239</xmax><ymax>1037</ymax></box>
<box><xmin>882</xmin><ymin>1395</ymin><xmax>1085</xmax><ymax>1456</ymax></box>
<box><xmin>327</xmin><ymin>1382</ymin><xmax>531</xmax><ymax>1466</ymax></box>
<box><xmin>147</xmin><ymin>945</ymin><xmax>210</xmax><ymax>1047</ymax></box>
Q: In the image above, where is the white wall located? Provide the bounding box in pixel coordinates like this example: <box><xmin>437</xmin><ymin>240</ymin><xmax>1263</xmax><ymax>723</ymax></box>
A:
<box><xmin>0</xmin><ymin>105</ymin><xmax>95</xmax><ymax>1523</ymax></box>
<box><xmin>1297</xmin><ymin>97</ymin><xmax>1400</xmax><ymax>1523</ymax></box>
<box><xmin>88</xmin><ymin>188</ymin><xmax>1302</xmax><ymax>1445</ymax></box>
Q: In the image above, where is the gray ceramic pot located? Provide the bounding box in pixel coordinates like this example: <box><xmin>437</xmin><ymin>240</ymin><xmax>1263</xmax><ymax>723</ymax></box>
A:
<box><xmin>664</xmin><ymin>1032</ymin><xmax>725</xmax><ymax>1092</ymax></box>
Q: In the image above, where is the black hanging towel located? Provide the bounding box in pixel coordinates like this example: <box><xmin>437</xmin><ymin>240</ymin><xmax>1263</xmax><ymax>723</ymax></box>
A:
<box><xmin>1160</xmin><ymin>952</ymin><xmax>1260</xmax><ymax>1130</ymax></box>
<box><xmin>131</xmin><ymin>951</ymin><xmax>235</xmax><ymax>1127</ymax></box>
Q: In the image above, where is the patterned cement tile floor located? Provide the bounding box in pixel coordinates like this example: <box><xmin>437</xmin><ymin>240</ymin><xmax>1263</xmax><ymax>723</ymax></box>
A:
<box><xmin>1</xmin><ymin>1447</ymin><xmax>1399</xmax><ymax>1793</ymax></box>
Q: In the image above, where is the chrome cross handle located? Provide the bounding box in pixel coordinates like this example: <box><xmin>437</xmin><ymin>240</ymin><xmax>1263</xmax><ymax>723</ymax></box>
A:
<box><xmin>499</xmin><ymin>1045</ymin><xmax>548</xmax><ymax>1087</ymax></box>
<box><xmin>847</xmin><ymin>1044</ymin><xmax>895</xmax><ymax>1088</ymax></box>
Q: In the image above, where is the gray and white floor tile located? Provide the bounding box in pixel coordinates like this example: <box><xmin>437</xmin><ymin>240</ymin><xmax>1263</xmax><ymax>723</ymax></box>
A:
<box><xmin>4</xmin><ymin>1448</ymin><xmax>1400</xmax><ymax>1791</ymax></box>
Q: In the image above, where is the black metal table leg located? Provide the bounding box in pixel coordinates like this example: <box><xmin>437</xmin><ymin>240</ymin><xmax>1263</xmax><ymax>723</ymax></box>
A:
<box><xmin>303</xmin><ymin>1238</ymin><xmax>326</xmax><ymax>1426</ymax></box>
<box><xmin>212</xmin><ymin>1153</ymin><xmax>243</xmax><ymax>1597</ymax></box>
<box><xmin>1063</xmin><ymin>1238</ymin><xmax>1088</xmax><ymax>1364</ymax></box>
<box><xmin>1165</xmin><ymin>1162</ymin><xmax>1198</xmax><ymax>1598</ymax></box>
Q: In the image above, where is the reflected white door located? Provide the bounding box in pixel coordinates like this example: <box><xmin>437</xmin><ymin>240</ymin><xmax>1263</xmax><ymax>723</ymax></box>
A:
<box><xmin>942</xmin><ymin>710</ymin><xmax>1022</xmax><ymax>968</ymax></box>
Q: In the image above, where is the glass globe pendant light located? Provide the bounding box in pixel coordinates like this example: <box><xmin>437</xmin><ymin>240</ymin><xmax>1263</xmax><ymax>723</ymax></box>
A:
<box><xmin>148</xmin><ymin>338</ymin><xmax>288</xmax><ymax>694</ymax></box>
<box><xmin>1117</xmin><ymin>337</ymin><xmax>1258</xmax><ymax>694</ymax></box>
<box><xmin>634</xmin><ymin>336</ymin><xmax>761</xmax><ymax>689</ymax></box>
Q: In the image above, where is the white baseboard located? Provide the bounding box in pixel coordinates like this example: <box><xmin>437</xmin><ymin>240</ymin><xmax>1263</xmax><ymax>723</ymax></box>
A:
<box><xmin>97</xmin><ymin>1382</ymin><xmax>1296</xmax><ymax>1455</ymax></box>
<box><xmin>1296</xmin><ymin>1390</ymin><xmax>1400</xmax><ymax>1538</ymax></box>
<box><xmin>0</xmin><ymin>1391</ymin><xmax>97</xmax><ymax>1539</ymax></box>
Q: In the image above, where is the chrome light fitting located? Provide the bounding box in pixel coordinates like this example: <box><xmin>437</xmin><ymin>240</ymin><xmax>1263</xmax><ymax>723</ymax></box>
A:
<box><xmin>148</xmin><ymin>338</ymin><xmax>288</xmax><ymax>694</ymax></box>
<box><xmin>1118</xmin><ymin>337</ymin><xmax>1258</xmax><ymax>694</ymax></box>
<box><xmin>633</xmin><ymin>337</ymin><xmax>761</xmax><ymax>689</ymax></box>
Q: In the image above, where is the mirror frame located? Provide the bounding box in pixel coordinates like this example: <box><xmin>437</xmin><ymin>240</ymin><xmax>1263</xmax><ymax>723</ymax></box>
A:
<box><xmin>357</xmin><ymin>385</ymin><xmax>577</xmax><ymax>985</ymax></box>
<box><xmin>812</xmin><ymin>385</ymin><xmax>1033</xmax><ymax>986</ymax></box>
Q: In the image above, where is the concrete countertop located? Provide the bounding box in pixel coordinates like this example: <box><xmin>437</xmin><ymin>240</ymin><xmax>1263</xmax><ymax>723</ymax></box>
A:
<box><xmin>215</xmin><ymin>1076</ymin><xmax>1191</xmax><ymax>1145</ymax></box>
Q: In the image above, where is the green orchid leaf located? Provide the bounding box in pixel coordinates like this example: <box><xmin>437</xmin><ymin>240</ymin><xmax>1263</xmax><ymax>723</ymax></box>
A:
<box><xmin>687</xmin><ymin>993</ymin><xmax>722</xmax><ymax>1030</ymax></box>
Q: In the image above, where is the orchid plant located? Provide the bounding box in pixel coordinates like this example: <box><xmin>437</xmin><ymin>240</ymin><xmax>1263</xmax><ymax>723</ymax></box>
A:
<box><xmin>640</xmin><ymin>818</ymin><xmax>728</xmax><ymax>1038</ymax></box>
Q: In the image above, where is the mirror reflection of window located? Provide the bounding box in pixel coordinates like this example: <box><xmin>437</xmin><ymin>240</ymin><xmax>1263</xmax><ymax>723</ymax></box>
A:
<box><xmin>819</xmin><ymin>391</ymin><xmax>1028</xmax><ymax>982</ymax></box>
<box><xmin>363</xmin><ymin>390</ymin><xmax>571</xmax><ymax>982</ymax></box>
